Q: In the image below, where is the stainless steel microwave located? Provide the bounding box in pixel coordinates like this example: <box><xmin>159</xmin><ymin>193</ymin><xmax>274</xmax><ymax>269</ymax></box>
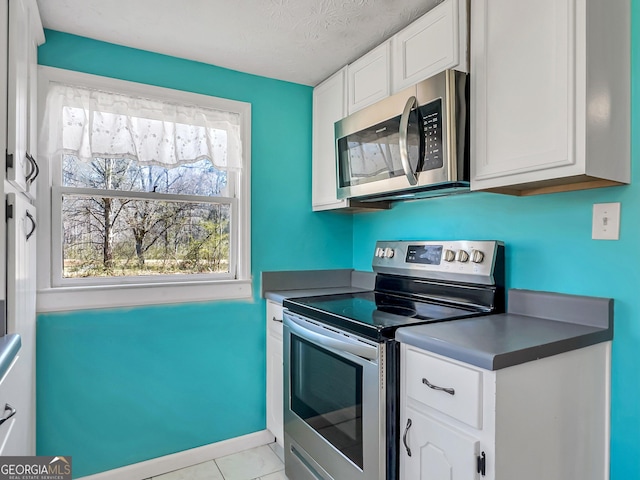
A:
<box><xmin>335</xmin><ymin>69</ymin><xmax>469</xmax><ymax>202</ymax></box>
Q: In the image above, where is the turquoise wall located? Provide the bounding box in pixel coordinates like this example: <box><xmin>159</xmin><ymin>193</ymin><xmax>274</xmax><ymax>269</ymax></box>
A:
<box><xmin>36</xmin><ymin>31</ymin><xmax>353</xmax><ymax>477</ymax></box>
<box><xmin>351</xmin><ymin>7</ymin><xmax>640</xmax><ymax>478</ymax></box>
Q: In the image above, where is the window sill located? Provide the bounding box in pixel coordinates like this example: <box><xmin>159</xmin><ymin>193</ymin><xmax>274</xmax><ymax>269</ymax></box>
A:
<box><xmin>36</xmin><ymin>279</ymin><xmax>253</xmax><ymax>313</ymax></box>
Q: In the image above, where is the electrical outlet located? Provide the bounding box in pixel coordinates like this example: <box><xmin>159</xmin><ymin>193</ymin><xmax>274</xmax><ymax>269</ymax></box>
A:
<box><xmin>592</xmin><ymin>203</ymin><xmax>620</xmax><ymax>240</ymax></box>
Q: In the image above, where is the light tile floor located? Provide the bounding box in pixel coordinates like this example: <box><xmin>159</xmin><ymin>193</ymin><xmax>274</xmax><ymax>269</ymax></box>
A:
<box><xmin>150</xmin><ymin>443</ymin><xmax>288</xmax><ymax>480</ymax></box>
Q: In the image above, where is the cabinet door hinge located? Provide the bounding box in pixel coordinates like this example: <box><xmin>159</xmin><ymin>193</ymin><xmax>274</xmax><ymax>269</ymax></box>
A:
<box><xmin>6</xmin><ymin>150</ymin><xmax>13</xmax><ymax>170</ymax></box>
<box><xmin>477</xmin><ymin>451</ymin><xmax>486</xmax><ymax>477</ymax></box>
<box><xmin>6</xmin><ymin>198</ymin><xmax>14</xmax><ymax>220</ymax></box>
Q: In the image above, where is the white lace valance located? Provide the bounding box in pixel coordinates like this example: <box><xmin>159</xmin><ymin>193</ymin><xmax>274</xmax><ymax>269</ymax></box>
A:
<box><xmin>40</xmin><ymin>82</ymin><xmax>242</xmax><ymax>170</ymax></box>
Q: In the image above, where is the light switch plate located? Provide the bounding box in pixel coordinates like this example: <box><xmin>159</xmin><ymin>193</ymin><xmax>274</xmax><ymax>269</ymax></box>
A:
<box><xmin>592</xmin><ymin>203</ymin><xmax>620</xmax><ymax>240</ymax></box>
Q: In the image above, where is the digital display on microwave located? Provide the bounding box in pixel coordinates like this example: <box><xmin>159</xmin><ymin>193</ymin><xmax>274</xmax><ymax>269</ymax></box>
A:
<box><xmin>406</xmin><ymin>245</ymin><xmax>443</xmax><ymax>265</ymax></box>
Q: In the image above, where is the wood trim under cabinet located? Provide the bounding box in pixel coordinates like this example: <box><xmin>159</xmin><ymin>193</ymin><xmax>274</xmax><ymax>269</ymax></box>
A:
<box><xmin>479</xmin><ymin>176</ymin><xmax>626</xmax><ymax>196</ymax></box>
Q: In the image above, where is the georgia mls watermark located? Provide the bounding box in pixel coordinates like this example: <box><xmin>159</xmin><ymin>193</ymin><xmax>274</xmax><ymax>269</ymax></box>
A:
<box><xmin>0</xmin><ymin>457</ymin><xmax>72</xmax><ymax>480</ymax></box>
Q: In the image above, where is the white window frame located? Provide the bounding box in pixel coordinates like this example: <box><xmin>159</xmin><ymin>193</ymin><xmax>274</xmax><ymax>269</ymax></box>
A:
<box><xmin>36</xmin><ymin>66</ymin><xmax>252</xmax><ymax>312</ymax></box>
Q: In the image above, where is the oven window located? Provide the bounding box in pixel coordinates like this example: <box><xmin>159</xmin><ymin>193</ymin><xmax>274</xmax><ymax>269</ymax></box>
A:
<box><xmin>291</xmin><ymin>336</ymin><xmax>364</xmax><ymax>469</ymax></box>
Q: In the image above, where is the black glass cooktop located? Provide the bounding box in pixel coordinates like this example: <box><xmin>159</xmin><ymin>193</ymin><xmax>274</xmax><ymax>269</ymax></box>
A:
<box><xmin>283</xmin><ymin>291</ymin><xmax>484</xmax><ymax>341</ymax></box>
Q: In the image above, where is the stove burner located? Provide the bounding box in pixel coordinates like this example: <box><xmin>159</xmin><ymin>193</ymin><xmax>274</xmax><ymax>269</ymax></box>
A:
<box><xmin>378</xmin><ymin>305</ymin><xmax>417</xmax><ymax>317</ymax></box>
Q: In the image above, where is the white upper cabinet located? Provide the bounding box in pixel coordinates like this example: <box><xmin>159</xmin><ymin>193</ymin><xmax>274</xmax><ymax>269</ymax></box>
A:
<box><xmin>347</xmin><ymin>41</ymin><xmax>391</xmax><ymax>114</ymax></box>
<box><xmin>312</xmin><ymin>68</ymin><xmax>348</xmax><ymax>211</ymax></box>
<box><xmin>470</xmin><ymin>0</ymin><xmax>630</xmax><ymax>195</ymax></box>
<box><xmin>7</xmin><ymin>0</ymin><xmax>30</xmax><ymax>192</ymax></box>
<box><xmin>7</xmin><ymin>0</ymin><xmax>44</xmax><ymax>197</ymax></box>
<box><xmin>392</xmin><ymin>0</ymin><xmax>468</xmax><ymax>93</ymax></box>
<box><xmin>26</xmin><ymin>3</ymin><xmax>42</xmax><ymax>199</ymax></box>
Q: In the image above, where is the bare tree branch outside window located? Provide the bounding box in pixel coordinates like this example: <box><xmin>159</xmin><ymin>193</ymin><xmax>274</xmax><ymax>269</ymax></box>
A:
<box><xmin>61</xmin><ymin>156</ymin><xmax>231</xmax><ymax>278</ymax></box>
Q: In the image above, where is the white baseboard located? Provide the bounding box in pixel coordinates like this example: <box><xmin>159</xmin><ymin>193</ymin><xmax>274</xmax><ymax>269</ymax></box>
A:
<box><xmin>76</xmin><ymin>430</ymin><xmax>275</xmax><ymax>480</ymax></box>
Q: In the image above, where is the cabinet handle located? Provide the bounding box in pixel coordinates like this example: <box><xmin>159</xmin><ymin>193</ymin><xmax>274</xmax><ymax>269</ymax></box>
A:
<box><xmin>402</xmin><ymin>418</ymin><xmax>412</xmax><ymax>457</ymax></box>
<box><xmin>25</xmin><ymin>152</ymin><xmax>40</xmax><ymax>186</ymax></box>
<box><xmin>0</xmin><ymin>403</ymin><xmax>16</xmax><ymax>426</ymax></box>
<box><xmin>399</xmin><ymin>95</ymin><xmax>419</xmax><ymax>186</ymax></box>
<box><xmin>24</xmin><ymin>152</ymin><xmax>36</xmax><ymax>183</ymax></box>
<box><xmin>422</xmin><ymin>377</ymin><xmax>455</xmax><ymax>396</ymax></box>
<box><xmin>26</xmin><ymin>211</ymin><xmax>37</xmax><ymax>241</ymax></box>
<box><xmin>272</xmin><ymin>316</ymin><xmax>283</xmax><ymax>323</ymax></box>
<box><xmin>477</xmin><ymin>451</ymin><xmax>486</xmax><ymax>476</ymax></box>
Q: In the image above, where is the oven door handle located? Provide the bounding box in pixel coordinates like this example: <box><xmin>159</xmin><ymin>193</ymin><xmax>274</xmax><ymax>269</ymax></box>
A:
<box><xmin>285</xmin><ymin>314</ymin><xmax>378</xmax><ymax>361</ymax></box>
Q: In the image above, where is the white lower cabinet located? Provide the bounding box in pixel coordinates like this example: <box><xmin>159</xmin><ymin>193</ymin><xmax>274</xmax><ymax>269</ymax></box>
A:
<box><xmin>400</xmin><ymin>342</ymin><xmax>610</xmax><ymax>480</ymax></box>
<box><xmin>402</xmin><ymin>407</ymin><xmax>479</xmax><ymax>480</ymax></box>
<box><xmin>266</xmin><ymin>300</ymin><xmax>284</xmax><ymax>446</ymax></box>
<box><xmin>0</xmin><ymin>355</ymin><xmax>28</xmax><ymax>455</ymax></box>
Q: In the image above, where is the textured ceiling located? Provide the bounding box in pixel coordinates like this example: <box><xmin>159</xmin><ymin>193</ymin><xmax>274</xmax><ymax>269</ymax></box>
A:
<box><xmin>35</xmin><ymin>0</ymin><xmax>442</xmax><ymax>86</ymax></box>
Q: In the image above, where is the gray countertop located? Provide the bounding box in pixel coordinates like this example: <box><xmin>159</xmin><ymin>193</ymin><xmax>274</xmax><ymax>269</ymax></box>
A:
<box><xmin>262</xmin><ymin>269</ymin><xmax>375</xmax><ymax>304</ymax></box>
<box><xmin>0</xmin><ymin>334</ymin><xmax>21</xmax><ymax>381</ymax></box>
<box><xmin>266</xmin><ymin>286</ymin><xmax>371</xmax><ymax>304</ymax></box>
<box><xmin>395</xmin><ymin>289</ymin><xmax>613</xmax><ymax>370</ymax></box>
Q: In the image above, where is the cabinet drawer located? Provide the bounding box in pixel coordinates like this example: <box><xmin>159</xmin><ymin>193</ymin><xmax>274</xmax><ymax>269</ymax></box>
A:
<box><xmin>405</xmin><ymin>347</ymin><xmax>482</xmax><ymax>429</ymax></box>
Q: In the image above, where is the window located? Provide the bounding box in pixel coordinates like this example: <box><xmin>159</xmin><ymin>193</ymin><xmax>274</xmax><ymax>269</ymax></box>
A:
<box><xmin>37</xmin><ymin>67</ymin><xmax>251</xmax><ymax>311</ymax></box>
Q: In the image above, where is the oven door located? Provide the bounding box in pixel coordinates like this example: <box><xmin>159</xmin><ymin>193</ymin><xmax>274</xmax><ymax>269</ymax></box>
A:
<box><xmin>283</xmin><ymin>311</ymin><xmax>385</xmax><ymax>480</ymax></box>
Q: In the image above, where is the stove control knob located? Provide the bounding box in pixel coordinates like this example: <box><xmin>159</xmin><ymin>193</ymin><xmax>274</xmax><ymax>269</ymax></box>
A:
<box><xmin>443</xmin><ymin>249</ymin><xmax>456</xmax><ymax>262</ymax></box>
<box><xmin>375</xmin><ymin>247</ymin><xmax>385</xmax><ymax>258</ymax></box>
<box><xmin>455</xmin><ymin>250</ymin><xmax>470</xmax><ymax>263</ymax></box>
<box><xmin>384</xmin><ymin>247</ymin><xmax>395</xmax><ymax>258</ymax></box>
<box><xmin>471</xmin><ymin>250</ymin><xmax>485</xmax><ymax>263</ymax></box>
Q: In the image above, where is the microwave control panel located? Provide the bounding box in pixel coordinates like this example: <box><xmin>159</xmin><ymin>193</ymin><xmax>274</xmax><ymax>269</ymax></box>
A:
<box><xmin>418</xmin><ymin>99</ymin><xmax>443</xmax><ymax>172</ymax></box>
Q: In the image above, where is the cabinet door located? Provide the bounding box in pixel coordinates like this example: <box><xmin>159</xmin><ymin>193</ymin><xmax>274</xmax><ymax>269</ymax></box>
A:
<box><xmin>347</xmin><ymin>41</ymin><xmax>391</xmax><ymax>114</ymax></box>
<box><xmin>470</xmin><ymin>0</ymin><xmax>575</xmax><ymax>188</ymax></box>
<box><xmin>0</xmin><ymin>355</ymin><xmax>31</xmax><ymax>455</ymax></box>
<box><xmin>0</xmin><ymin>0</ymin><xmax>8</xmax><ymax>304</ymax></box>
<box><xmin>401</xmin><ymin>407</ymin><xmax>480</xmax><ymax>480</ymax></box>
<box><xmin>312</xmin><ymin>68</ymin><xmax>348</xmax><ymax>211</ymax></box>
<box><xmin>392</xmin><ymin>0</ymin><xmax>466</xmax><ymax>93</ymax></box>
<box><xmin>7</xmin><ymin>0</ymin><xmax>31</xmax><ymax>192</ymax></box>
<box><xmin>266</xmin><ymin>301</ymin><xmax>284</xmax><ymax>446</ymax></box>
<box><xmin>5</xmin><ymin>194</ymin><xmax>37</xmax><ymax>455</ymax></box>
<box><xmin>0</xmin><ymin>355</ymin><xmax>20</xmax><ymax>456</ymax></box>
<box><xmin>25</xmin><ymin>11</ymin><xmax>40</xmax><ymax>199</ymax></box>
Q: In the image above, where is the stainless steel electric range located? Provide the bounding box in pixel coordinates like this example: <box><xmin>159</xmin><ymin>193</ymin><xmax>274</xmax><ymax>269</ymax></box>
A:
<box><xmin>282</xmin><ymin>240</ymin><xmax>505</xmax><ymax>480</ymax></box>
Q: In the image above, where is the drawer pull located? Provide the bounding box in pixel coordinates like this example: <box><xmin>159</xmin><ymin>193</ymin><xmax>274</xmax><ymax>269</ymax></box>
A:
<box><xmin>422</xmin><ymin>377</ymin><xmax>455</xmax><ymax>396</ymax></box>
<box><xmin>272</xmin><ymin>316</ymin><xmax>283</xmax><ymax>323</ymax></box>
<box><xmin>402</xmin><ymin>418</ymin><xmax>412</xmax><ymax>457</ymax></box>
<box><xmin>0</xmin><ymin>403</ymin><xmax>16</xmax><ymax>426</ymax></box>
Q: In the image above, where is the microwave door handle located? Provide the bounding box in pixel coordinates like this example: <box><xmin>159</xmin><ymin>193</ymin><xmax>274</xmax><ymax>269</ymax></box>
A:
<box><xmin>399</xmin><ymin>96</ymin><xmax>419</xmax><ymax>186</ymax></box>
<box><xmin>285</xmin><ymin>314</ymin><xmax>378</xmax><ymax>361</ymax></box>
